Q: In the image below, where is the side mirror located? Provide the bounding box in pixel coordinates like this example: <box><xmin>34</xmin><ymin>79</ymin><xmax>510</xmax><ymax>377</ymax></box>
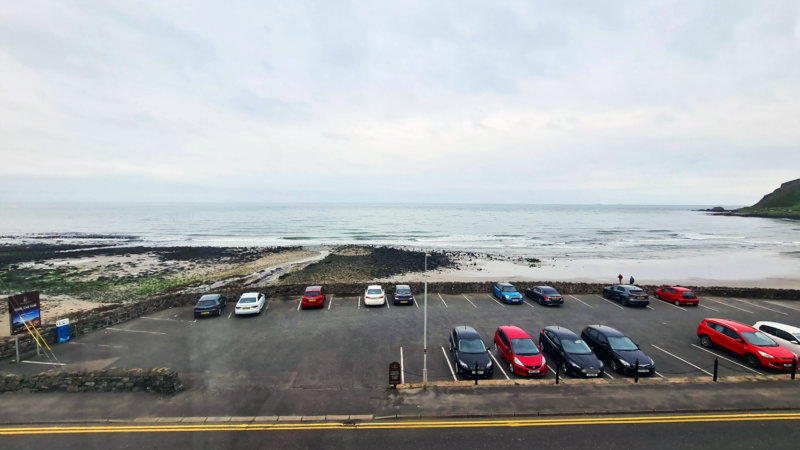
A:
<box><xmin>791</xmin><ymin>341</ymin><xmax>798</xmax><ymax>345</ymax></box>
<box><xmin>735</xmin><ymin>339</ymin><xmax>744</xmax><ymax>343</ymax></box>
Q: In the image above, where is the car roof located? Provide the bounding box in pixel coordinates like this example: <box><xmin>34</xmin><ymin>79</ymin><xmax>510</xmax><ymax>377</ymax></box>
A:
<box><xmin>240</xmin><ymin>292</ymin><xmax>260</xmax><ymax>298</ymax></box>
<box><xmin>305</xmin><ymin>286</ymin><xmax>322</xmax><ymax>291</ymax></box>
<box><xmin>395</xmin><ymin>284</ymin><xmax>411</xmax><ymax>289</ymax></box>
<box><xmin>199</xmin><ymin>294</ymin><xmax>221</xmax><ymax>300</ymax></box>
<box><xmin>454</xmin><ymin>326</ymin><xmax>481</xmax><ymax>338</ymax></box>
<box><xmin>544</xmin><ymin>326</ymin><xmax>579</xmax><ymax>339</ymax></box>
<box><xmin>587</xmin><ymin>325</ymin><xmax>624</xmax><ymax>337</ymax></box>
<box><xmin>706</xmin><ymin>318</ymin><xmax>757</xmax><ymax>332</ymax></box>
<box><xmin>498</xmin><ymin>282</ymin><xmax>514</xmax><ymax>287</ymax></box>
<box><xmin>498</xmin><ymin>326</ymin><xmax>530</xmax><ymax>339</ymax></box>
<box><xmin>669</xmin><ymin>287</ymin><xmax>693</xmax><ymax>292</ymax></box>
<box><xmin>754</xmin><ymin>321</ymin><xmax>800</xmax><ymax>334</ymax></box>
<box><xmin>367</xmin><ymin>285</ymin><xmax>382</xmax><ymax>289</ymax></box>
<box><xmin>536</xmin><ymin>286</ymin><xmax>557</xmax><ymax>290</ymax></box>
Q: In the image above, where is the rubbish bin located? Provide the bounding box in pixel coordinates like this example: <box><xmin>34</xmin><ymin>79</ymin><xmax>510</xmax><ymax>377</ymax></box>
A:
<box><xmin>56</xmin><ymin>318</ymin><xmax>70</xmax><ymax>343</ymax></box>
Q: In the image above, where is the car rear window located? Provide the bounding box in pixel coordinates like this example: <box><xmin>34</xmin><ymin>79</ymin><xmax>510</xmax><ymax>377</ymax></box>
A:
<box><xmin>542</xmin><ymin>288</ymin><xmax>559</xmax><ymax>295</ymax></box>
<box><xmin>305</xmin><ymin>291</ymin><xmax>320</xmax><ymax>297</ymax></box>
<box><xmin>197</xmin><ymin>300</ymin><xmax>217</xmax><ymax>307</ymax></box>
<box><xmin>367</xmin><ymin>289</ymin><xmax>382</xmax><ymax>295</ymax></box>
<box><xmin>630</xmin><ymin>290</ymin><xmax>646</xmax><ymax>295</ymax></box>
<box><xmin>681</xmin><ymin>292</ymin><xmax>697</xmax><ymax>299</ymax></box>
<box><xmin>240</xmin><ymin>298</ymin><xmax>257</xmax><ymax>304</ymax></box>
<box><xmin>396</xmin><ymin>289</ymin><xmax>411</xmax><ymax>295</ymax></box>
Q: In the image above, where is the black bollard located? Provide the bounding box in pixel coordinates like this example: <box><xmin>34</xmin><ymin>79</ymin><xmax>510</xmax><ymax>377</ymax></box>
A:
<box><xmin>555</xmin><ymin>361</ymin><xmax>560</xmax><ymax>385</ymax></box>
<box><xmin>635</xmin><ymin>359</ymin><xmax>639</xmax><ymax>384</ymax></box>
<box><xmin>713</xmin><ymin>358</ymin><xmax>718</xmax><ymax>382</ymax></box>
<box><xmin>793</xmin><ymin>357</ymin><xmax>797</xmax><ymax>381</ymax></box>
<box><xmin>475</xmin><ymin>361</ymin><xmax>479</xmax><ymax>386</ymax></box>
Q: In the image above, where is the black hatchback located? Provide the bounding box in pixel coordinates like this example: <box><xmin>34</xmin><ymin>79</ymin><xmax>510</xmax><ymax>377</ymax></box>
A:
<box><xmin>602</xmin><ymin>285</ymin><xmax>650</xmax><ymax>307</ymax></box>
<box><xmin>581</xmin><ymin>325</ymin><xmax>655</xmax><ymax>376</ymax></box>
<box><xmin>539</xmin><ymin>326</ymin><xmax>604</xmax><ymax>378</ymax></box>
<box><xmin>449</xmin><ymin>326</ymin><xmax>493</xmax><ymax>379</ymax></box>
<box><xmin>194</xmin><ymin>294</ymin><xmax>227</xmax><ymax>318</ymax></box>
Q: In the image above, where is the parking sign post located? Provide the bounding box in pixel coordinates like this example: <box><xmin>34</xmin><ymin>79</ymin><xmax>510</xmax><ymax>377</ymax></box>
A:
<box><xmin>792</xmin><ymin>357</ymin><xmax>797</xmax><ymax>381</ymax></box>
<box><xmin>634</xmin><ymin>359</ymin><xmax>639</xmax><ymax>384</ymax></box>
<box><xmin>423</xmin><ymin>253</ymin><xmax>430</xmax><ymax>385</ymax></box>
<box><xmin>713</xmin><ymin>358</ymin><xmax>718</xmax><ymax>382</ymax></box>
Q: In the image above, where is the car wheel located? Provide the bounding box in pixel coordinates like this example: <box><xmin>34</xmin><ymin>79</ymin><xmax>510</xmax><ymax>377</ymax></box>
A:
<box><xmin>449</xmin><ymin>341</ymin><xmax>452</xmax><ymax>352</ymax></box>
<box><xmin>602</xmin><ymin>291</ymin><xmax>608</xmax><ymax>299</ymax></box>
<box><xmin>622</xmin><ymin>298</ymin><xmax>629</xmax><ymax>307</ymax></box>
<box><xmin>561</xmin><ymin>361</ymin><xmax>569</xmax><ymax>377</ymax></box>
<box><xmin>700</xmin><ymin>335</ymin><xmax>713</xmax><ymax>348</ymax></box>
<box><xmin>509</xmin><ymin>362</ymin><xmax>514</xmax><ymax>375</ymax></box>
<box><xmin>745</xmin><ymin>354</ymin><xmax>761</xmax><ymax>368</ymax></box>
<box><xmin>538</xmin><ymin>297</ymin><xmax>542</xmax><ymax>305</ymax></box>
<box><xmin>610</xmin><ymin>360</ymin><xmax>620</xmax><ymax>373</ymax></box>
<box><xmin>655</xmin><ymin>293</ymin><xmax>660</xmax><ymax>299</ymax></box>
<box><xmin>674</xmin><ymin>300</ymin><xmax>681</xmax><ymax>306</ymax></box>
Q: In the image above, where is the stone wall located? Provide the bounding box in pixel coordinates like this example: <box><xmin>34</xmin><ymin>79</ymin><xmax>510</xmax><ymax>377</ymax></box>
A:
<box><xmin>2</xmin><ymin>281</ymin><xmax>799</xmax><ymax>360</ymax></box>
<box><xmin>0</xmin><ymin>368</ymin><xmax>181</xmax><ymax>394</ymax></box>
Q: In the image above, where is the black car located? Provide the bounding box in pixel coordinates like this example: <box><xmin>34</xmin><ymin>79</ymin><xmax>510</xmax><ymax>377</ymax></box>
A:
<box><xmin>525</xmin><ymin>286</ymin><xmax>564</xmax><ymax>306</ymax></box>
<box><xmin>539</xmin><ymin>326</ymin><xmax>604</xmax><ymax>378</ymax></box>
<box><xmin>580</xmin><ymin>325</ymin><xmax>655</xmax><ymax>376</ymax></box>
<box><xmin>393</xmin><ymin>285</ymin><xmax>414</xmax><ymax>305</ymax></box>
<box><xmin>602</xmin><ymin>285</ymin><xmax>650</xmax><ymax>307</ymax></box>
<box><xmin>194</xmin><ymin>294</ymin><xmax>227</xmax><ymax>318</ymax></box>
<box><xmin>449</xmin><ymin>326</ymin><xmax>494</xmax><ymax>379</ymax></box>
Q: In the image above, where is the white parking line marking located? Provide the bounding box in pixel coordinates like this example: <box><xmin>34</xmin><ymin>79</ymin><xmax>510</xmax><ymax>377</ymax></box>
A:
<box><xmin>266</xmin><ymin>299</ymin><xmax>271</xmax><ymax>310</ymax></box>
<box><xmin>548</xmin><ymin>365</ymin><xmax>557</xmax><ymax>376</ymax></box>
<box><xmin>106</xmin><ymin>327</ymin><xmax>166</xmax><ymax>335</ymax></box>
<box><xmin>704</xmin><ymin>297</ymin><xmax>753</xmax><ymax>314</ymax></box>
<box><xmin>22</xmin><ymin>361</ymin><xmax>65</xmax><ymax>366</ymax></box>
<box><xmin>438</xmin><ymin>293</ymin><xmax>448</xmax><ymax>307</ymax></box>
<box><xmin>297</xmin><ymin>298</ymin><xmax>302</xmax><ymax>311</ymax></box>
<box><xmin>660</xmin><ymin>301</ymin><xmax>687</xmax><ymax>311</ymax></box>
<box><xmin>654</xmin><ymin>371</ymin><xmax>665</xmax><ymax>378</ymax></box>
<box><xmin>328</xmin><ymin>295</ymin><xmax>334</xmax><ymax>310</ymax></box>
<box><xmin>690</xmin><ymin>344</ymin><xmax>763</xmax><ymax>375</ymax></box>
<box><xmin>228</xmin><ymin>310</ymin><xmax>233</xmax><ymax>318</ymax></box>
<box><xmin>386</xmin><ymin>298</ymin><xmax>390</xmax><ymax>309</ymax></box>
<box><xmin>486</xmin><ymin>294</ymin><xmax>506</xmax><ymax>308</ymax></box>
<box><xmin>462</xmin><ymin>294</ymin><xmax>477</xmax><ymax>308</ymax></box>
<box><xmin>594</xmin><ymin>294</ymin><xmax>624</xmax><ymax>310</ymax></box>
<box><xmin>651</xmin><ymin>345</ymin><xmax>712</xmax><ymax>376</ymax></box>
<box><xmin>358</xmin><ymin>296</ymin><xmax>360</xmax><ymax>310</ymax></box>
<box><xmin>442</xmin><ymin>347</ymin><xmax>457</xmax><ymax>381</ymax></box>
<box><xmin>490</xmin><ymin>352</ymin><xmax>510</xmax><ymax>380</ymax></box>
<box><xmin>68</xmin><ymin>342</ymin><xmax>128</xmax><ymax>349</ymax></box>
<box><xmin>698</xmin><ymin>304</ymin><xmax>720</xmax><ymax>312</ymax></box>
<box><xmin>732</xmin><ymin>298</ymin><xmax>788</xmax><ymax>316</ymax></box>
<box><xmin>568</xmin><ymin>295</ymin><xmax>593</xmax><ymax>308</ymax></box>
<box><xmin>413</xmin><ymin>297</ymin><xmax>419</xmax><ymax>309</ymax></box>
<box><xmin>765</xmin><ymin>301</ymin><xmax>800</xmax><ymax>312</ymax></box>
<box><xmin>400</xmin><ymin>347</ymin><xmax>404</xmax><ymax>384</ymax></box>
<box><xmin>522</xmin><ymin>299</ymin><xmax>536</xmax><ymax>308</ymax></box>
<box><xmin>646</xmin><ymin>306</ymin><xmax>655</xmax><ymax>310</ymax></box>
<box><xmin>140</xmin><ymin>317</ymin><xmax>196</xmax><ymax>324</ymax></box>
<box><xmin>604</xmin><ymin>370</ymin><xmax>614</xmax><ymax>379</ymax></box>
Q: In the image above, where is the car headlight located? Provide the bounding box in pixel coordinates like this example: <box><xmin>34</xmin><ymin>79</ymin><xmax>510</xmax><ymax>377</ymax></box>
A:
<box><xmin>486</xmin><ymin>360</ymin><xmax>492</xmax><ymax>368</ymax></box>
<box><xmin>599</xmin><ymin>361</ymin><xmax>604</xmax><ymax>368</ymax></box>
<box><xmin>513</xmin><ymin>356</ymin><xmax>522</xmax><ymax>366</ymax></box>
<box><xmin>649</xmin><ymin>358</ymin><xmax>655</xmax><ymax>366</ymax></box>
<box><xmin>504</xmin><ymin>295</ymin><xmax>510</xmax><ymax>299</ymax></box>
<box><xmin>541</xmin><ymin>356</ymin><xmax>546</xmax><ymax>365</ymax></box>
<box><xmin>569</xmin><ymin>360</ymin><xmax>581</xmax><ymax>368</ymax></box>
<box><xmin>620</xmin><ymin>359</ymin><xmax>631</xmax><ymax>366</ymax></box>
<box><xmin>458</xmin><ymin>360</ymin><xmax>469</xmax><ymax>368</ymax></box>
<box><xmin>758</xmin><ymin>351</ymin><xmax>775</xmax><ymax>359</ymax></box>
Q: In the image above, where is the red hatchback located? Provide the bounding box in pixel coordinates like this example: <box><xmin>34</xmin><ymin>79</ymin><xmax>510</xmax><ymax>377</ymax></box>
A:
<box><xmin>494</xmin><ymin>326</ymin><xmax>548</xmax><ymax>377</ymax></box>
<box><xmin>301</xmin><ymin>286</ymin><xmax>326</xmax><ymax>309</ymax></box>
<box><xmin>697</xmin><ymin>318</ymin><xmax>798</xmax><ymax>370</ymax></box>
<box><xmin>655</xmin><ymin>287</ymin><xmax>699</xmax><ymax>306</ymax></box>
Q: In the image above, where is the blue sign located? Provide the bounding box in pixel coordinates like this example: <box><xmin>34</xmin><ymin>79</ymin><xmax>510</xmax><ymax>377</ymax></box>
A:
<box><xmin>56</xmin><ymin>318</ymin><xmax>70</xmax><ymax>343</ymax></box>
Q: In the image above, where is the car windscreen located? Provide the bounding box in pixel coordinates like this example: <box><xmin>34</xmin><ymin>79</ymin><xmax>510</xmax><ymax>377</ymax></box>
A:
<box><xmin>681</xmin><ymin>292</ymin><xmax>697</xmax><ymax>299</ymax></box>
<box><xmin>562</xmin><ymin>339</ymin><xmax>593</xmax><ymax>355</ymax></box>
<box><xmin>197</xmin><ymin>300</ymin><xmax>217</xmax><ymax>307</ymax></box>
<box><xmin>305</xmin><ymin>291</ymin><xmax>320</xmax><ymax>297</ymax></box>
<box><xmin>741</xmin><ymin>331</ymin><xmax>778</xmax><ymax>347</ymax></box>
<box><xmin>396</xmin><ymin>289</ymin><xmax>411</xmax><ymax>295</ymax></box>
<box><xmin>542</xmin><ymin>288</ymin><xmax>559</xmax><ymax>295</ymax></box>
<box><xmin>367</xmin><ymin>289</ymin><xmax>382</xmax><ymax>295</ymax></box>
<box><xmin>510</xmin><ymin>338</ymin><xmax>541</xmax><ymax>356</ymax></box>
<box><xmin>501</xmin><ymin>286</ymin><xmax>517</xmax><ymax>292</ymax></box>
<box><xmin>239</xmin><ymin>298</ymin><xmax>257</xmax><ymax>304</ymax></box>
<box><xmin>608</xmin><ymin>336</ymin><xmax>638</xmax><ymax>351</ymax></box>
<box><xmin>459</xmin><ymin>339</ymin><xmax>486</xmax><ymax>354</ymax></box>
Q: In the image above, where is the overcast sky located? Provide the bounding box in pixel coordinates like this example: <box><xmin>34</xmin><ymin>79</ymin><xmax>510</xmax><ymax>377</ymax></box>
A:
<box><xmin>1</xmin><ymin>0</ymin><xmax>799</xmax><ymax>204</ymax></box>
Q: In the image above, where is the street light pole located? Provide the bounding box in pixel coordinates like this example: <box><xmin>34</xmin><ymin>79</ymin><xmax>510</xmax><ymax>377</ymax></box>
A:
<box><xmin>423</xmin><ymin>253</ymin><xmax>430</xmax><ymax>385</ymax></box>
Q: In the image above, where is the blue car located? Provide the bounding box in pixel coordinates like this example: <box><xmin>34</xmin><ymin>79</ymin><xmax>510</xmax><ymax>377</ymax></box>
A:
<box><xmin>494</xmin><ymin>282</ymin><xmax>523</xmax><ymax>304</ymax></box>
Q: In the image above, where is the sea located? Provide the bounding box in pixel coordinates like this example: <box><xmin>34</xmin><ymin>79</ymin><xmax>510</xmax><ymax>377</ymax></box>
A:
<box><xmin>1</xmin><ymin>203</ymin><xmax>799</xmax><ymax>261</ymax></box>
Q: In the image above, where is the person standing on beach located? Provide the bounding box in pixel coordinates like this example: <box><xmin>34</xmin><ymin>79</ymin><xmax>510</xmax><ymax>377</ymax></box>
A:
<box><xmin>630</xmin><ymin>276</ymin><xmax>635</xmax><ymax>285</ymax></box>
<box><xmin>618</xmin><ymin>274</ymin><xmax>623</xmax><ymax>284</ymax></box>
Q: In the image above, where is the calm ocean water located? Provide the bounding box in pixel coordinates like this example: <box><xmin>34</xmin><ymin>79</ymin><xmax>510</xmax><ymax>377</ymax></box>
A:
<box><xmin>1</xmin><ymin>203</ymin><xmax>799</xmax><ymax>260</ymax></box>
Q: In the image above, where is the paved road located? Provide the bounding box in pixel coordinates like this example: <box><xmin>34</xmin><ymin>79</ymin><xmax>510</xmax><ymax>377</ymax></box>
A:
<box><xmin>3</xmin><ymin>412</ymin><xmax>799</xmax><ymax>450</ymax></box>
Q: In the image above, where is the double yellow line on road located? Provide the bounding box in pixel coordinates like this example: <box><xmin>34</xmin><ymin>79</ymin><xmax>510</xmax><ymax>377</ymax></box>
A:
<box><xmin>3</xmin><ymin>413</ymin><xmax>800</xmax><ymax>435</ymax></box>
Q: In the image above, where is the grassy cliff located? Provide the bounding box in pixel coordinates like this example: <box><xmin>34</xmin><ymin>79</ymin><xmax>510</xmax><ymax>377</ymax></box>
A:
<box><xmin>737</xmin><ymin>178</ymin><xmax>800</xmax><ymax>218</ymax></box>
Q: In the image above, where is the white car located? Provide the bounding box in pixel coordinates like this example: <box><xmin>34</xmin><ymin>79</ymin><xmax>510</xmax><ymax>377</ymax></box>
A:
<box><xmin>235</xmin><ymin>292</ymin><xmax>266</xmax><ymax>316</ymax></box>
<box><xmin>364</xmin><ymin>285</ymin><xmax>385</xmax><ymax>306</ymax></box>
<box><xmin>754</xmin><ymin>321</ymin><xmax>800</xmax><ymax>357</ymax></box>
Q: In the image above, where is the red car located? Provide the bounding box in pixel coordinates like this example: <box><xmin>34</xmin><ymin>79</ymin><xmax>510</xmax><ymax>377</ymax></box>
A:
<box><xmin>697</xmin><ymin>318</ymin><xmax>798</xmax><ymax>370</ymax></box>
<box><xmin>494</xmin><ymin>326</ymin><xmax>548</xmax><ymax>377</ymax></box>
<box><xmin>655</xmin><ymin>287</ymin><xmax>698</xmax><ymax>306</ymax></box>
<box><xmin>301</xmin><ymin>286</ymin><xmax>326</xmax><ymax>309</ymax></box>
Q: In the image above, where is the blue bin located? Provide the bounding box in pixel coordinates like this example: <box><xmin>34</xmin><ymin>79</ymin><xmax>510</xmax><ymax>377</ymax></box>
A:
<box><xmin>56</xmin><ymin>319</ymin><xmax>70</xmax><ymax>343</ymax></box>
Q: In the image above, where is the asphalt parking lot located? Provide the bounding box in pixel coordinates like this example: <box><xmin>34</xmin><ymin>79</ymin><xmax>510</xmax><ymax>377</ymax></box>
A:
<box><xmin>10</xmin><ymin>291</ymin><xmax>800</xmax><ymax>391</ymax></box>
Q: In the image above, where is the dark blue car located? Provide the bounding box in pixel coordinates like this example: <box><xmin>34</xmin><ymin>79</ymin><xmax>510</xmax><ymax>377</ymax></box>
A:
<box><xmin>194</xmin><ymin>294</ymin><xmax>227</xmax><ymax>318</ymax></box>
<box><xmin>602</xmin><ymin>285</ymin><xmax>650</xmax><ymax>307</ymax></box>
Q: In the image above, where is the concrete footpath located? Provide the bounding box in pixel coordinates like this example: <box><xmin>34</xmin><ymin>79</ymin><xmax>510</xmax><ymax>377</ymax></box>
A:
<box><xmin>1</xmin><ymin>381</ymin><xmax>799</xmax><ymax>424</ymax></box>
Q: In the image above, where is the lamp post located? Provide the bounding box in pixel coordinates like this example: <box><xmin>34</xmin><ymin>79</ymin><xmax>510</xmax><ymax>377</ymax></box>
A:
<box><xmin>423</xmin><ymin>253</ymin><xmax>431</xmax><ymax>385</ymax></box>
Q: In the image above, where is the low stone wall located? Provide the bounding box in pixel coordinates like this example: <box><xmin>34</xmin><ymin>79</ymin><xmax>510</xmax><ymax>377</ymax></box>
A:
<box><xmin>0</xmin><ymin>368</ymin><xmax>181</xmax><ymax>394</ymax></box>
<box><xmin>2</xmin><ymin>281</ymin><xmax>798</xmax><ymax>361</ymax></box>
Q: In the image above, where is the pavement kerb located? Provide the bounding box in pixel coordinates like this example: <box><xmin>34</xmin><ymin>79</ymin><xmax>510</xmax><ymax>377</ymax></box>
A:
<box><xmin>3</xmin><ymin>408</ymin><xmax>800</xmax><ymax>425</ymax></box>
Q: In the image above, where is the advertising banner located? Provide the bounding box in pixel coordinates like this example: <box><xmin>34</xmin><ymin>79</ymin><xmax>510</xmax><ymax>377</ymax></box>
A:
<box><xmin>8</xmin><ymin>291</ymin><xmax>41</xmax><ymax>336</ymax></box>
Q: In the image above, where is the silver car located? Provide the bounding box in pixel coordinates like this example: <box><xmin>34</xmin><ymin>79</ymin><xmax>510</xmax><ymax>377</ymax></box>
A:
<box><xmin>754</xmin><ymin>321</ymin><xmax>800</xmax><ymax>358</ymax></box>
